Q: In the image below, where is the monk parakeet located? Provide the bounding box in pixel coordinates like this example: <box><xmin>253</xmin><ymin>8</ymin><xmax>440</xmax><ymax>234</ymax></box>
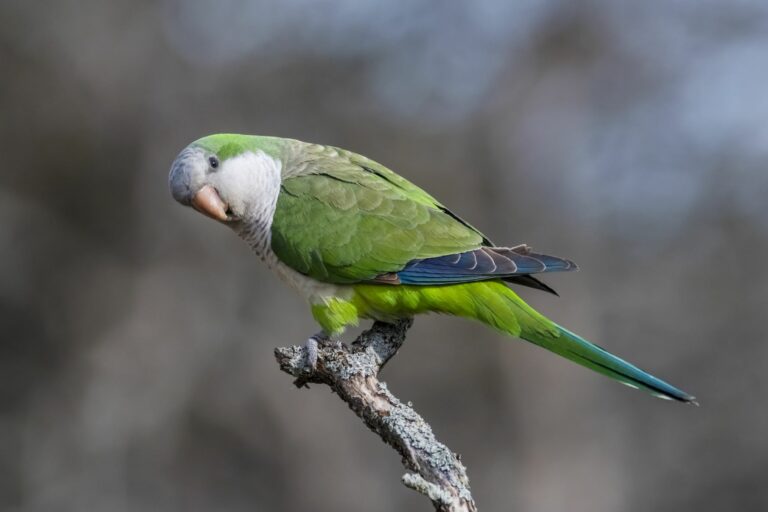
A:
<box><xmin>169</xmin><ymin>134</ymin><xmax>694</xmax><ymax>403</ymax></box>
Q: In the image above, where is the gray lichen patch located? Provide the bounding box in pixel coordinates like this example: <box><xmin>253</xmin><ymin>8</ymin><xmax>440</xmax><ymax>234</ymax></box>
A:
<box><xmin>328</xmin><ymin>350</ymin><xmax>379</xmax><ymax>380</ymax></box>
<box><xmin>402</xmin><ymin>473</ymin><xmax>455</xmax><ymax>506</ymax></box>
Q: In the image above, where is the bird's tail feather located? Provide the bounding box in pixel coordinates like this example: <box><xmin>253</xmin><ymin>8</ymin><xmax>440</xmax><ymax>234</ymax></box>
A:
<box><xmin>471</xmin><ymin>282</ymin><xmax>696</xmax><ymax>403</ymax></box>
<box><xmin>541</xmin><ymin>324</ymin><xmax>695</xmax><ymax>403</ymax></box>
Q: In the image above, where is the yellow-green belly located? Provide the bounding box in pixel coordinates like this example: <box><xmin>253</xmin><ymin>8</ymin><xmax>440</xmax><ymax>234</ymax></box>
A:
<box><xmin>310</xmin><ymin>281</ymin><xmax>548</xmax><ymax>337</ymax></box>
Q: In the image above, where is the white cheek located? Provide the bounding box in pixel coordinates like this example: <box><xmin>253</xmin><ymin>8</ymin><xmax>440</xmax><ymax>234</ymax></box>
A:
<box><xmin>212</xmin><ymin>151</ymin><xmax>282</xmax><ymax>218</ymax></box>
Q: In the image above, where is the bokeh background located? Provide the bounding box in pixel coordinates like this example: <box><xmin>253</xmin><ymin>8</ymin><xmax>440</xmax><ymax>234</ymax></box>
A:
<box><xmin>2</xmin><ymin>1</ymin><xmax>767</xmax><ymax>511</ymax></box>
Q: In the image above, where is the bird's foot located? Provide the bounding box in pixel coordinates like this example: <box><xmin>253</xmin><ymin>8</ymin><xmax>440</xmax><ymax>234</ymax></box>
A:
<box><xmin>294</xmin><ymin>332</ymin><xmax>333</xmax><ymax>388</ymax></box>
<box><xmin>304</xmin><ymin>332</ymin><xmax>332</xmax><ymax>372</ymax></box>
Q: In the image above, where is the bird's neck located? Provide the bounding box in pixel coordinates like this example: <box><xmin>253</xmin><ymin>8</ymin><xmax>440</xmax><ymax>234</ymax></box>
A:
<box><xmin>233</xmin><ymin>211</ymin><xmax>275</xmax><ymax>264</ymax></box>
<box><xmin>221</xmin><ymin>150</ymin><xmax>282</xmax><ymax>263</ymax></box>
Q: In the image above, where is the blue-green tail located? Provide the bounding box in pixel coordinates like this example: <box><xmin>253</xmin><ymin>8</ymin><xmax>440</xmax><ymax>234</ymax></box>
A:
<box><xmin>470</xmin><ymin>281</ymin><xmax>696</xmax><ymax>403</ymax></box>
<box><xmin>353</xmin><ymin>280</ymin><xmax>696</xmax><ymax>403</ymax></box>
<box><xmin>543</xmin><ymin>324</ymin><xmax>696</xmax><ymax>403</ymax></box>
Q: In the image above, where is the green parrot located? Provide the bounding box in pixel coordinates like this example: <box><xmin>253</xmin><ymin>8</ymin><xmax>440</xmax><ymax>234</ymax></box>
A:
<box><xmin>169</xmin><ymin>134</ymin><xmax>695</xmax><ymax>403</ymax></box>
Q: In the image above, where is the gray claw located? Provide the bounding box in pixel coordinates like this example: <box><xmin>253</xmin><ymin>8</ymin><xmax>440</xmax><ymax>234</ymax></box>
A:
<box><xmin>304</xmin><ymin>332</ymin><xmax>331</xmax><ymax>371</ymax></box>
<box><xmin>305</xmin><ymin>336</ymin><xmax>319</xmax><ymax>371</ymax></box>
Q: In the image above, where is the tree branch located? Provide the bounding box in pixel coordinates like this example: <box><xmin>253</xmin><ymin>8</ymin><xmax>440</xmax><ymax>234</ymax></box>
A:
<box><xmin>274</xmin><ymin>319</ymin><xmax>477</xmax><ymax>512</ymax></box>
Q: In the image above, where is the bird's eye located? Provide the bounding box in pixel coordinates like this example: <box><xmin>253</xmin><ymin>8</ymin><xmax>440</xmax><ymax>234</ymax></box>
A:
<box><xmin>209</xmin><ymin>156</ymin><xmax>219</xmax><ymax>169</ymax></box>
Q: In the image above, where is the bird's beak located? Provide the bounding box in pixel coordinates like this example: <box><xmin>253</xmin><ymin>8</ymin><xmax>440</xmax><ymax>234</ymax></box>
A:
<box><xmin>192</xmin><ymin>185</ymin><xmax>230</xmax><ymax>222</ymax></box>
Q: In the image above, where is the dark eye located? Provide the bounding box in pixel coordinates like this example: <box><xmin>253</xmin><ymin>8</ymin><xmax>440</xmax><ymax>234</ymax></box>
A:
<box><xmin>208</xmin><ymin>156</ymin><xmax>219</xmax><ymax>169</ymax></box>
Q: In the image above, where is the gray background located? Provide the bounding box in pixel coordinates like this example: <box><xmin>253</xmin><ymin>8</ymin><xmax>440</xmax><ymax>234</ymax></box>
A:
<box><xmin>2</xmin><ymin>1</ymin><xmax>767</xmax><ymax>511</ymax></box>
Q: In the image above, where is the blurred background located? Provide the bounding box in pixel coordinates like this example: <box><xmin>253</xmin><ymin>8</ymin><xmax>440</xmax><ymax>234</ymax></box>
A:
<box><xmin>2</xmin><ymin>1</ymin><xmax>767</xmax><ymax>511</ymax></box>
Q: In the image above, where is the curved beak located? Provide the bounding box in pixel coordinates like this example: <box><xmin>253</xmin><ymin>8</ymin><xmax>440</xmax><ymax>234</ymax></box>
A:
<box><xmin>191</xmin><ymin>185</ymin><xmax>230</xmax><ymax>222</ymax></box>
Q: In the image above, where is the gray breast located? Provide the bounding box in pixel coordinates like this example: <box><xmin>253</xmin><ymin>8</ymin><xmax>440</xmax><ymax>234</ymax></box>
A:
<box><xmin>235</xmin><ymin>218</ymin><xmax>275</xmax><ymax>263</ymax></box>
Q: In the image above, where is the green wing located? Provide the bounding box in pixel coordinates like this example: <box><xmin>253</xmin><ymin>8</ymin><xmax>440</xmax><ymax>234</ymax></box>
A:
<box><xmin>271</xmin><ymin>146</ymin><xmax>487</xmax><ymax>284</ymax></box>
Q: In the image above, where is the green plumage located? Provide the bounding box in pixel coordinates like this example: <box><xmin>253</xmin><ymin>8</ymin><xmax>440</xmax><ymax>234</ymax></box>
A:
<box><xmin>314</xmin><ymin>282</ymin><xmax>692</xmax><ymax>402</ymax></box>
<box><xmin>181</xmin><ymin>134</ymin><xmax>695</xmax><ymax>403</ymax></box>
<box><xmin>271</xmin><ymin>144</ymin><xmax>485</xmax><ymax>283</ymax></box>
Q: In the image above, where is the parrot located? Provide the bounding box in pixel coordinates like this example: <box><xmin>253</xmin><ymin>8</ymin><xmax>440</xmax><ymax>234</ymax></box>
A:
<box><xmin>169</xmin><ymin>133</ymin><xmax>695</xmax><ymax>403</ymax></box>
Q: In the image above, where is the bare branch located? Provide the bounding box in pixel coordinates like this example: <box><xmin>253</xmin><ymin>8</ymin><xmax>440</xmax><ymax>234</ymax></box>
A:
<box><xmin>274</xmin><ymin>319</ymin><xmax>477</xmax><ymax>512</ymax></box>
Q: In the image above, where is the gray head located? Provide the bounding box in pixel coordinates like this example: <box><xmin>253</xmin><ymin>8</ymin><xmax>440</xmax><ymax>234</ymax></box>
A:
<box><xmin>168</xmin><ymin>135</ymin><xmax>283</xmax><ymax>225</ymax></box>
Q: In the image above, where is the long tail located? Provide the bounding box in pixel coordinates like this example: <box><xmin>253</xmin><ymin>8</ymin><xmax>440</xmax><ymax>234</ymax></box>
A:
<box><xmin>467</xmin><ymin>281</ymin><xmax>696</xmax><ymax>403</ymax></box>
<box><xmin>542</xmin><ymin>324</ymin><xmax>695</xmax><ymax>403</ymax></box>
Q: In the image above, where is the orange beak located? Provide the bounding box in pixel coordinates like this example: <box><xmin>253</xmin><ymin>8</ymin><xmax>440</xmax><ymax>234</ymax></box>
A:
<box><xmin>191</xmin><ymin>185</ymin><xmax>230</xmax><ymax>221</ymax></box>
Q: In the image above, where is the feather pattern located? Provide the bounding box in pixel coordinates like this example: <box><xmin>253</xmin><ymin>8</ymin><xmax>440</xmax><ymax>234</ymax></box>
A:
<box><xmin>395</xmin><ymin>245</ymin><xmax>576</xmax><ymax>285</ymax></box>
<box><xmin>271</xmin><ymin>142</ymin><xmax>576</xmax><ymax>290</ymax></box>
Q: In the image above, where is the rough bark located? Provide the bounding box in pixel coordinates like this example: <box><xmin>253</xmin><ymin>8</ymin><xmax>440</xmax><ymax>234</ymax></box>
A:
<box><xmin>274</xmin><ymin>319</ymin><xmax>477</xmax><ymax>512</ymax></box>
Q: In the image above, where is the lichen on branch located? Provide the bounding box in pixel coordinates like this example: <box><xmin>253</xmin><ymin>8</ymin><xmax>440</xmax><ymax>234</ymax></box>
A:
<box><xmin>274</xmin><ymin>319</ymin><xmax>477</xmax><ymax>512</ymax></box>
